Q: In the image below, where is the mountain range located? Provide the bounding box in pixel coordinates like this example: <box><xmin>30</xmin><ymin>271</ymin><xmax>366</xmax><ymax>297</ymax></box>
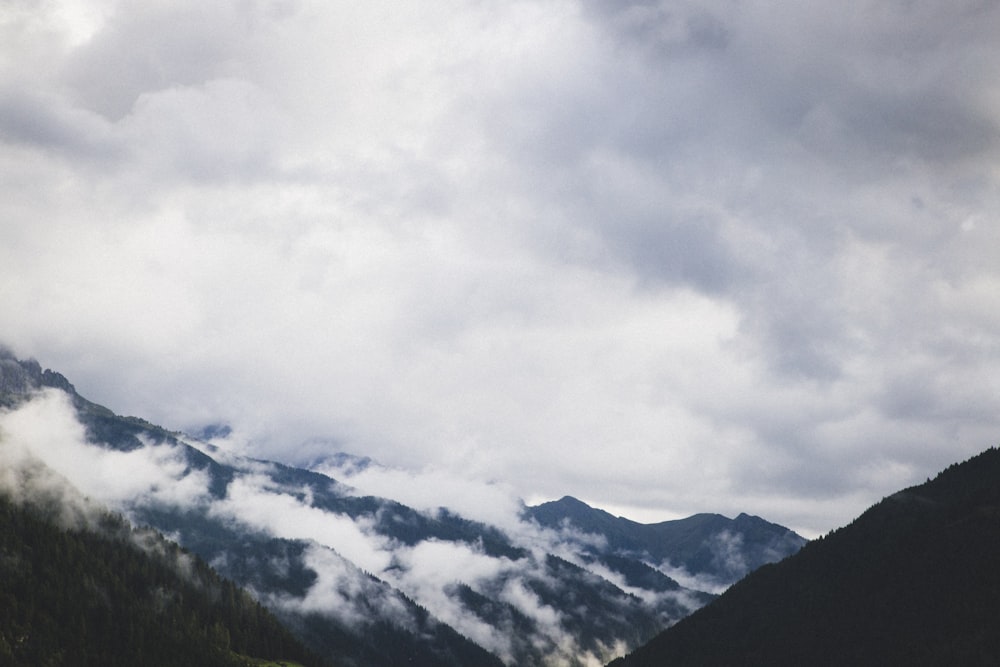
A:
<box><xmin>0</xmin><ymin>350</ymin><xmax>806</xmax><ymax>665</ymax></box>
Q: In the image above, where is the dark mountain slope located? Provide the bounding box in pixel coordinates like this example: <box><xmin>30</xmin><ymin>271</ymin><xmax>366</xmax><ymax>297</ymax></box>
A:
<box><xmin>0</xmin><ymin>492</ymin><xmax>324</xmax><ymax>667</ymax></box>
<box><xmin>526</xmin><ymin>496</ymin><xmax>806</xmax><ymax>586</ymax></box>
<box><xmin>609</xmin><ymin>447</ymin><xmax>1000</xmax><ymax>666</ymax></box>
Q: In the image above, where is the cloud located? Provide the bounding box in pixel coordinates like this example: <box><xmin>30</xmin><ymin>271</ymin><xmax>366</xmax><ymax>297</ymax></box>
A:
<box><xmin>0</xmin><ymin>86</ymin><xmax>116</xmax><ymax>160</ymax></box>
<box><xmin>0</xmin><ymin>394</ymin><xmax>95</xmax><ymax>526</ymax></box>
<box><xmin>267</xmin><ymin>542</ymin><xmax>416</xmax><ymax>632</ymax></box>
<box><xmin>0</xmin><ymin>389</ymin><xmax>213</xmax><ymax>510</ymax></box>
<box><xmin>208</xmin><ymin>471</ymin><xmax>394</xmax><ymax>574</ymax></box>
<box><xmin>193</xmin><ymin>443</ymin><xmax>631</xmax><ymax>658</ymax></box>
<box><xmin>386</xmin><ymin>538</ymin><xmax>520</xmax><ymax>658</ymax></box>
<box><xmin>4</xmin><ymin>0</ymin><xmax>1000</xmax><ymax>539</ymax></box>
<box><xmin>310</xmin><ymin>455</ymin><xmax>528</xmax><ymax>532</ymax></box>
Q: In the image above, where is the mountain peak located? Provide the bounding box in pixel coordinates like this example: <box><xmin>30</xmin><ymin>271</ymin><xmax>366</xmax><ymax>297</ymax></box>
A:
<box><xmin>551</xmin><ymin>495</ymin><xmax>600</xmax><ymax>511</ymax></box>
<box><xmin>525</xmin><ymin>495</ymin><xmax>805</xmax><ymax>589</ymax></box>
<box><xmin>0</xmin><ymin>352</ymin><xmax>76</xmax><ymax>397</ymax></box>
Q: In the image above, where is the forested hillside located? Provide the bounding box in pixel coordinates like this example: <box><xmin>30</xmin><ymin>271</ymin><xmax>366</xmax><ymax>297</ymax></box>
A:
<box><xmin>0</xmin><ymin>493</ymin><xmax>323</xmax><ymax>667</ymax></box>
<box><xmin>609</xmin><ymin>447</ymin><xmax>1000</xmax><ymax>666</ymax></box>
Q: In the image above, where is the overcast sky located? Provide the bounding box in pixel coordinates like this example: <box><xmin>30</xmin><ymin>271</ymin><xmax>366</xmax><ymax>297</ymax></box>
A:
<box><xmin>2</xmin><ymin>0</ymin><xmax>999</xmax><ymax>536</ymax></box>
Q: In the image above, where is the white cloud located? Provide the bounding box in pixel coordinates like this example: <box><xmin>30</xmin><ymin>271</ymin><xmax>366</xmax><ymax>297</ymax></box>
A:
<box><xmin>269</xmin><ymin>542</ymin><xmax>416</xmax><ymax>631</ymax></box>
<box><xmin>311</xmin><ymin>457</ymin><xmax>527</xmax><ymax>531</ymax></box>
<box><xmin>387</xmin><ymin>538</ymin><xmax>519</xmax><ymax>657</ymax></box>
<box><xmin>0</xmin><ymin>394</ymin><xmax>96</xmax><ymax>527</ymax></box>
<box><xmin>208</xmin><ymin>472</ymin><xmax>394</xmax><ymax>574</ymax></box>
<box><xmin>4</xmin><ymin>0</ymin><xmax>1000</xmax><ymax>538</ymax></box>
<box><xmin>0</xmin><ymin>389</ymin><xmax>212</xmax><ymax>509</ymax></box>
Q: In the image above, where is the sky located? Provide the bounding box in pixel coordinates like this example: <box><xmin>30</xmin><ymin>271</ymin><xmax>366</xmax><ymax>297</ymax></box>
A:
<box><xmin>2</xmin><ymin>0</ymin><xmax>1000</xmax><ymax>537</ymax></box>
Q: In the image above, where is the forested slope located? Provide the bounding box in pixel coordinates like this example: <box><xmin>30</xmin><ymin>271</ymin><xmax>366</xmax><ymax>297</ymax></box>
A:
<box><xmin>0</xmin><ymin>493</ymin><xmax>324</xmax><ymax>667</ymax></box>
<box><xmin>609</xmin><ymin>447</ymin><xmax>1000</xmax><ymax>666</ymax></box>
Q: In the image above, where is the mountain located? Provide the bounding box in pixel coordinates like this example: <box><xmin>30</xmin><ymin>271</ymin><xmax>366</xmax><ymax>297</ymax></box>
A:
<box><xmin>609</xmin><ymin>447</ymin><xmax>1000</xmax><ymax>666</ymax></box>
<box><xmin>0</xmin><ymin>350</ymin><xmax>806</xmax><ymax>666</ymax></box>
<box><xmin>0</xmin><ymin>485</ymin><xmax>322</xmax><ymax>666</ymax></box>
<box><xmin>525</xmin><ymin>496</ymin><xmax>806</xmax><ymax>591</ymax></box>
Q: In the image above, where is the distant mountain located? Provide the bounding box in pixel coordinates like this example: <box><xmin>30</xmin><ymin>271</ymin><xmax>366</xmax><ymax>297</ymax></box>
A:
<box><xmin>525</xmin><ymin>496</ymin><xmax>806</xmax><ymax>590</ymax></box>
<box><xmin>1</xmin><ymin>350</ymin><xmax>806</xmax><ymax>666</ymax></box>
<box><xmin>609</xmin><ymin>447</ymin><xmax>1000</xmax><ymax>666</ymax></box>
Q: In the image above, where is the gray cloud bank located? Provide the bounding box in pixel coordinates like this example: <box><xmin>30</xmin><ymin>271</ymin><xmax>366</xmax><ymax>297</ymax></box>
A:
<box><xmin>3</xmin><ymin>1</ymin><xmax>1000</xmax><ymax>536</ymax></box>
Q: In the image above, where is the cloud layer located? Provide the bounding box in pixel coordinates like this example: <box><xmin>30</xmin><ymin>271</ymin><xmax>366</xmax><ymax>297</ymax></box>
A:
<box><xmin>3</xmin><ymin>0</ymin><xmax>1000</xmax><ymax>535</ymax></box>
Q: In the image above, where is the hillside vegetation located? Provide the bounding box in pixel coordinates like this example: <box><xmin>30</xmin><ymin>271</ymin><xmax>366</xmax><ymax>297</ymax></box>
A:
<box><xmin>0</xmin><ymin>492</ymin><xmax>323</xmax><ymax>667</ymax></box>
<box><xmin>610</xmin><ymin>447</ymin><xmax>1000</xmax><ymax>666</ymax></box>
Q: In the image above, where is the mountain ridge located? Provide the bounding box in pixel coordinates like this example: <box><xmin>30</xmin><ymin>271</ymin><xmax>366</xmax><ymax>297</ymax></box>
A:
<box><xmin>1</xmin><ymin>350</ymin><xmax>806</xmax><ymax>666</ymax></box>
<box><xmin>525</xmin><ymin>495</ymin><xmax>806</xmax><ymax>589</ymax></box>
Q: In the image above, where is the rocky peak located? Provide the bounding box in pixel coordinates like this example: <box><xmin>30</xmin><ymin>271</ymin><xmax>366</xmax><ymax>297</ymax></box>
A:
<box><xmin>0</xmin><ymin>348</ymin><xmax>76</xmax><ymax>396</ymax></box>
